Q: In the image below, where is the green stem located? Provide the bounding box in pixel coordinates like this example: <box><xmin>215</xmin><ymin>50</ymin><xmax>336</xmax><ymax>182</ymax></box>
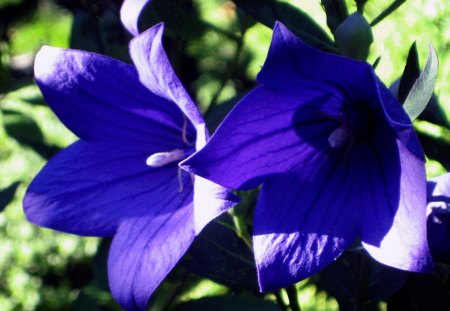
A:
<box><xmin>370</xmin><ymin>0</ymin><xmax>407</xmax><ymax>27</ymax></box>
<box><xmin>231</xmin><ymin>214</ymin><xmax>253</xmax><ymax>250</ymax></box>
<box><xmin>274</xmin><ymin>290</ymin><xmax>289</xmax><ymax>311</ymax></box>
<box><xmin>285</xmin><ymin>285</ymin><xmax>301</xmax><ymax>311</ymax></box>
<box><xmin>354</xmin><ymin>254</ymin><xmax>370</xmax><ymax>311</ymax></box>
<box><xmin>162</xmin><ymin>270</ymin><xmax>190</xmax><ymax>311</ymax></box>
<box><xmin>336</xmin><ymin>0</ymin><xmax>349</xmax><ymax>19</ymax></box>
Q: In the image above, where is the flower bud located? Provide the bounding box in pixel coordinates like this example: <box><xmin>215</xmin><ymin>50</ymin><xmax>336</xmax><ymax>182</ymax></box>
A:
<box><xmin>334</xmin><ymin>12</ymin><xmax>373</xmax><ymax>60</ymax></box>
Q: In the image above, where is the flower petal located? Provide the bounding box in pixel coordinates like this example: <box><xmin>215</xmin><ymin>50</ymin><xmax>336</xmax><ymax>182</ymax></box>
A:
<box><xmin>129</xmin><ymin>23</ymin><xmax>204</xmax><ymax>128</ymax></box>
<box><xmin>258</xmin><ymin>22</ymin><xmax>376</xmax><ymax>103</ymax></box>
<box><xmin>108</xmin><ymin>193</ymin><xmax>194</xmax><ymax>310</ymax></box>
<box><xmin>253</xmin><ymin>150</ymin><xmax>359</xmax><ymax>291</ymax></box>
<box><xmin>189</xmin><ymin>123</ymin><xmax>239</xmax><ymax>233</ymax></box>
<box><xmin>23</xmin><ymin>140</ymin><xmax>189</xmax><ymax>237</ymax></box>
<box><xmin>182</xmin><ymin>85</ymin><xmax>341</xmax><ymax>189</ymax></box>
<box><xmin>120</xmin><ymin>0</ymin><xmax>152</xmax><ymax>35</ymax></box>
<box><xmin>360</xmin><ymin>141</ymin><xmax>433</xmax><ymax>272</ymax></box>
<box><xmin>34</xmin><ymin>46</ymin><xmax>190</xmax><ymax>149</ymax></box>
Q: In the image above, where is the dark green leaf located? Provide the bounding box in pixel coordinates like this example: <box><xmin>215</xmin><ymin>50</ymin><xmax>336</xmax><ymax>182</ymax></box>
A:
<box><xmin>3</xmin><ymin>110</ymin><xmax>61</xmax><ymax>159</ymax></box>
<box><xmin>403</xmin><ymin>43</ymin><xmax>438</xmax><ymax>121</ymax></box>
<box><xmin>70</xmin><ymin>11</ymin><xmax>102</xmax><ymax>53</ymax></box>
<box><xmin>355</xmin><ymin>0</ymin><xmax>369</xmax><ymax>13</ymax></box>
<box><xmin>372</xmin><ymin>56</ymin><xmax>381</xmax><ymax>69</ymax></box>
<box><xmin>146</xmin><ymin>0</ymin><xmax>207</xmax><ymax>41</ymax></box>
<box><xmin>92</xmin><ymin>238</ymin><xmax>112</xmax><ymax>292</ymax></box>
<box><xmin>0</xmin><ymin>181</ymin><xmax>19</xmax><ymax>212</ymax></box>
<box><xmin>317</xmin><ymin>249</ymin><xmax>408</xmax><ymax>308</ymax></box>
<box><xmin>234</xmin><ymin>0</ymin><xmax>336</xmax><ymax>52</ymax></box>
<box><xmin>418</xmin><ymin>132</ymin><xmax>450</xmax><ymax>170</ymax></box>
<box><xmin>321</xmin><ymin>0</ymin><xmax>349</xmax><ymax>33</ymax></box>
<box><xmin>370</xmin><ymin>0</ymin><xmax>407</xmax><ymax>27</ymax></box>
<box><xmin>387</xmin><ymin>274</ymin><xmax>450</xmax><ymax>311</ymax></box>
<box><xmin>398</xmin><ymin>42</ymin><xmax>420</xmax><ymax>103</ymax></box>
<box><xmin>182</xmin><ymin>214</ymin><xmax>258</xmax><ymax>290</ymax></box>
<box><xmin>419</xmin><ymin>95</ymin><xmax>450</xmax><ymax>127</ymax></box>
<box><xmin>171</xmin><ymin>296</ymin><xmax>282</xmax><ymax>311</ymax></box>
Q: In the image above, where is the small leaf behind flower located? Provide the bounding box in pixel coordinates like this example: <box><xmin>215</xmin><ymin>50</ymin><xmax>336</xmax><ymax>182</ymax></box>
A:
<box><xmin>403</xmin><ymin>43</ymin><xmax>438</xmax><ymax>121</ymax></box>
<box><xmin>398</xmin><ymin>42</ymin><xmax>420</xmax><ymax>103</ymax></box>
<box><xmin>0</xmin><ymin>182</ymin><xmax>19</xmax><ymax>212</ymax></box>
<box><xmin>234</xmin><ymin>0</ymin><xmax>336</xmax><ymax>52</ymax></box>
<box><xmin>182</xmin><ymin>213</ymin><xmax>258</xmax><ymax>290</ymax></box>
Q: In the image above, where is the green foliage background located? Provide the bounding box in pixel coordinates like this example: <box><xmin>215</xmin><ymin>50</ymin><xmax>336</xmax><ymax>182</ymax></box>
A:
<box><xmin>0</xmin><ymin>0</ymin><xmax>448</xmax><ymax>310</ymax></box>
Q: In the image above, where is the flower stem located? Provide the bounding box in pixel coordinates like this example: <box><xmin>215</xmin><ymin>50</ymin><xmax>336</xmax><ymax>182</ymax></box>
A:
<box><xmin>285</xmin><ymin>285</ymin><xmax>302</xmax><ymax>311</ymax></box>
<box><xmin>231</xmin><ymin>214</ymin><xmax>253</xmax><ymax>250</ymax></box>
<box><xmin>162</xmin><ymin>270</ymin><xmax>190</xmax><ymax>311</ymax></box>
<box><xmin>354</xmin><ymin>254</ymin><xmax>370</xmax><ymax>311</ymax></box>
<box><xmin>274</xmin><ymin>290</ymin><xmax>289</xmax><ymax>311</ymax></box>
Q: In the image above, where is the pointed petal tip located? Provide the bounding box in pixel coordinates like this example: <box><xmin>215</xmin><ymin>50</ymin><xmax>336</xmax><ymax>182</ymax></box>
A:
<box><xmin>130</xmin><ymin>22</ymin><xmax>164</xmax><ymax>47</ymax></box>
<box><xmin>120</xmin><ymin>0</ymin><xmax>152</xmax><ymax>36</ymax></box>
<box><xmin>34</xmin><ymin>46</ymin><xmax>64</xmax><ymax>82</ymax></box>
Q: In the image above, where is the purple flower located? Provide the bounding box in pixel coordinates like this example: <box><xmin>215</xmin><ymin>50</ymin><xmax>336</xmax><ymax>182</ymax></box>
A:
<box><xmin>181</xmin><ymin>22</ymin><xmax>433</xmax><ymax>291</ymax></box>
<box><xmin>427</xmin><ymin>173</ymin><xmax>450</xmax><ymax>263</ymax></box>
<box><xmin>23</xmin><ymin>23</ymin><xmax>237</xmax><ymax>310</ymax></box>
<box><xmin>120</xmin><ymin>0</ymin><xmax>152</xmax><ymax>35</ymax></box>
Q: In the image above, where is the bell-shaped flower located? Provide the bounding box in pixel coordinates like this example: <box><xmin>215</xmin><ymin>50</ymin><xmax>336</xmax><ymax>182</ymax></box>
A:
<box><xmin>23</xmin><ymin>23</ymin><xmax>237</xmax><ymax>311</ymax></box>
<box><xmin>427</xmin><ymin>173</ymin><xmax>450</xmax><ymax>263</ymax></box>
<box><xmin>182</xmin><ymin>21</ymin><xmax>433</xmax><ymax>291</ymax></box>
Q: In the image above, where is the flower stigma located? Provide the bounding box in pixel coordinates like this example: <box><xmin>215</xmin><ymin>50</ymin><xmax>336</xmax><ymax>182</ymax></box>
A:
<box><xmin>327</xmin><ymin>101</ymin><xmax>373</xmax><ymax>148</ymax></box>
<box><xmin>146</xmin><ymin>149</ymin><xmax>186</xmax><ymax>167</ymax></box>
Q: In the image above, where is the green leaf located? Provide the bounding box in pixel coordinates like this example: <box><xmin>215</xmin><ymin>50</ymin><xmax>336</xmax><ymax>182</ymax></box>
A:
<box><xmin>3</xmin><ymin>110</ymin><xmax>61</xmax><ymax>159</ymax></box>
<box><xmin>234</xmin><ymin>0</ymin><xmax>336</xmax><ymax>52</ymax></box>
<box><xmin>398</xmin><ymin>42</ymin><xmax>420</xmax><ymax>103</ymax></box>
<box><xmin>387</xmin><ymin>274</ymin><xmax>450</xmax><ymax>310</ymax></box>
<box><xmin>355</xmin><ymin>0</ymin><xmax>369</xmax><ymax>13</ymax></box>
<box><xmin>148</xmin><ymin>0</ymin><xmax>207</xmax><ymax>41</ymax></box>
<box><xmin>92</xmin><ymin>238</ymin><xmax>112</xmax><ymax>292</ymax></box>
<box><xmin>320</xmin><ymin>0</ymin><xmax>349</xmax><ymax>33</ymax></box>
<box><xmin>417</xmin><ymin>131</ymin><xmax>450</xmax><ymax>170</ymax></box>
<box><xmin>370</xmin><ymin>0</ymin><xmax>407</xmax><ymax>27</ymax></box>
<box><xmin>170</xmin><ymin>296</ymin><xmax>282</xmax><ymax>311</ymax></box>
<box><xmin>317</xmin><ymin>249</ymin><xmax>408</xmax><ymax>308</ymax></box>
<box><xmin>182</xmin><ymin>214</ymin><xmax>258</xmax><ymax>290</ymax></box>
<box><xmin>403</xmin><ymin>43</ymin><xmax>438</xmax><ymax>121</ymax></box>
<box><xmin>0</xmin><ymin>181</ymin><xmax>19</xmax><ymax>212</ymax></box>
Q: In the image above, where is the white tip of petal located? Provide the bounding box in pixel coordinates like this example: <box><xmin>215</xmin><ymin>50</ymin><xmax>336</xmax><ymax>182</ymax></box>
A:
<box><xmin>34</xmin><ymin>46</ymin><xmax>63</xmax><ymax>80</ymax></box>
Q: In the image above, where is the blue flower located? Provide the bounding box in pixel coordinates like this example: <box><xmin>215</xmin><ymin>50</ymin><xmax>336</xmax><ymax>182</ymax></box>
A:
<box><xmin>182</xmin><ymin>22</ymin><xmax>433</xmax><ymax>291</ymax></box>
<box><xmin>24</xmin><ymin>23</ymin><xmax>237</xmax><ymax>310</ymax></box>
<box><xmin>427</xmin><ymin>173</ymin><xmax>450</xmax><ymax>263</ymax></box>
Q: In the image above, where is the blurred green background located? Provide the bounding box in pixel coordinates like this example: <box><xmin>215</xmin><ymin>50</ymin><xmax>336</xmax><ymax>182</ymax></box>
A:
<box><xmin>0</xmin><ymin>0</ymin><xmax>448</xmax><ymax>310</ymax></box>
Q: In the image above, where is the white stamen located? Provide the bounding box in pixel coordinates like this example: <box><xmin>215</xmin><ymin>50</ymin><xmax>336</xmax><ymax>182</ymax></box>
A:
<box><xmin>182</xmin><ymin>116</ymin><xmax>189</xmax><ymax>145</ymax></box>
<box><xmin>146</xmin><ymin>149</ymin><xmax>185</xmax><ymax>167</ymax></box>
<box><xmin>328</xmin><ymin>124</ymin><xmax>352</xmax><ymax>148</ymax></box>
<box><xmin>178</xmin><ymin>167</ymin><xmax>184</xmax><ymax>192</ymax></box>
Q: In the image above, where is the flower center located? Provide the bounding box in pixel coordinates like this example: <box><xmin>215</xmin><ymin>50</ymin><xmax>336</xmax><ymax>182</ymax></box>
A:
<box><xmin>328</xmin><ymin>102</ymin><xmax>372</xmax><ymax>148</ymax></box>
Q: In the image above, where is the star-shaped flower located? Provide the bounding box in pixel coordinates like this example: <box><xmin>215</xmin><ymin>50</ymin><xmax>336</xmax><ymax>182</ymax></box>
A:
<box><xmin>427</xmin><ymin>173</ymin><xmax>450</xmax><ymax>263</ymax></box>
<box><xmin>23</xmin><ymin>23</ymin><xmax>237</xmax><ymax>310</ymax></box>
<box><xmin>182</xmin><ymin>22</ymin><xmax>433</xmax><ymax>291</ymax></box>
